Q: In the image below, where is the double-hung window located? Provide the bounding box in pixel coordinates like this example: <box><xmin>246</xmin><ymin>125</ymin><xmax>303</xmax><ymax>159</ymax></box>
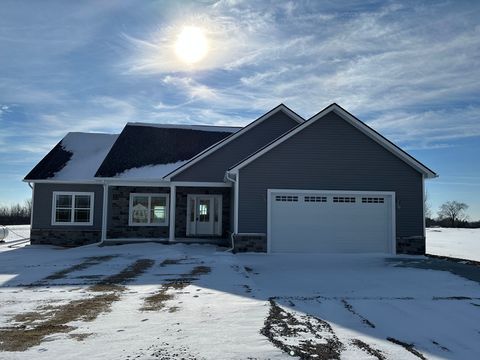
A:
<box><xmin>129</xmin><ymin>193</ymin><xmax>169</xmax><ymax>226</ymax></box>
<box><xmin>52</xmin><ymin>192</ymin><xmax>94</xmax><ymax>225</ymax></box>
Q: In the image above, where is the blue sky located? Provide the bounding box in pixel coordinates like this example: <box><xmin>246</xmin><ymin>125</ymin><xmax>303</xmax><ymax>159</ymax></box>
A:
<box><xmin>1</xmin><ymin>0</ymin><xmax>479</xmax><ymax>220</ymax></box>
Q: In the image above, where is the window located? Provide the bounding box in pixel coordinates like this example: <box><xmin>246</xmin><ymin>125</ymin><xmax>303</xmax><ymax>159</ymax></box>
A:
<box><xmin>52</xmin><ymin>192</ymin><xmax>94</xmax><ymax>225</ymax></box>
<box><xmin>304</xmin><ymin>196</ymin><xmax>327</xmax><ymax>203</ymax></box>
<box><xmin>333</xmin><ymin>196</ymin><xmax>356</xmax><ymax>203</ymax></box>
<box><xmin>129</xmin><ymin>193</ymin><xmax>169</xmax><ymax>226</ymax></box>
<box><xmin>275</xmin><ymin>195</ymin><xmax>298</xmax><ymax>202</ymax></box>
<box><xmin>362</xmin><ymin>197</ymin><xmax>385</xmax><ymax>204</ymax></box>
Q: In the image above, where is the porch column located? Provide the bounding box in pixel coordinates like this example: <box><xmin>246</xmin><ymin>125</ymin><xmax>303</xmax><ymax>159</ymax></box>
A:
<box><xmin>169</xmin><ymin>184</ymin><xmax>176</xmax><ymax>241</ymax></box>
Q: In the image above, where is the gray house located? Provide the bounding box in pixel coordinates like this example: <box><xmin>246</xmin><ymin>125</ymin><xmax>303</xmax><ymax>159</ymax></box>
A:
<box><xmin>24</xmin><ymin>103</ymin><xmax>437</xmax><ymax>254</ymax></box>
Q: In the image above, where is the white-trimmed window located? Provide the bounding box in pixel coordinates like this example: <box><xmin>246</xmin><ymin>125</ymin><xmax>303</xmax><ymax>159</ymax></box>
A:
<box><xmin>52</xmin><ymin>192</ymin><xmax>94</xmax><ymax>225</ymax></box>
<box><xmin>129</xmin><ymin>193</ymin><xmax>169</xmax><ymax>226</ymax></box>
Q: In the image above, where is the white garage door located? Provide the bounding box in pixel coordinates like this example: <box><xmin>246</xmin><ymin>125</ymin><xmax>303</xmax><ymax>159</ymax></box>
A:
<box><xmin>269</xmin><ymin>190</ymin><xmax>394</xmax><ymax>254</ymax></box>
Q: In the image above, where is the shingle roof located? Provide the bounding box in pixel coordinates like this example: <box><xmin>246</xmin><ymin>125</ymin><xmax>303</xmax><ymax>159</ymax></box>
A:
<box><xmin>94</xmin><ymin>124</ymin><xmax>240</xmax><ymax>178</ymax></box>
<box><xmin>24</xmin><ymin>132</ymin><xmax>118</xmax><ymax>181</ymax></box>
<box><xmin>25</xmin><ymin>124</ymin><xmax>240</xmax><ymax>181</ymax></box>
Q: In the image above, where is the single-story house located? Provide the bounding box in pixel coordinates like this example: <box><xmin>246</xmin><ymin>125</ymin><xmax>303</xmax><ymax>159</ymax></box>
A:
<box><xmin>24</xmin><ymin>103</ymin><xmax>437</xmax><ymax>254</ymax></box>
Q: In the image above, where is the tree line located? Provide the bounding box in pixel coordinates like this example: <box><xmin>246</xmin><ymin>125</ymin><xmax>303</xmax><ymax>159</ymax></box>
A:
<box><xmin>0</xmin><ymin>200</ymin><xmax>32</xmax><ymax>225</ymax></box>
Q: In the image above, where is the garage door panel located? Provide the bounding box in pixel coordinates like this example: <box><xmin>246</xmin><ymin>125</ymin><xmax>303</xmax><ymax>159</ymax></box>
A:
<box><xmin>269</xmin><ymin>191</ymin><xmax>392</xmax><ymax>253</ymax></box>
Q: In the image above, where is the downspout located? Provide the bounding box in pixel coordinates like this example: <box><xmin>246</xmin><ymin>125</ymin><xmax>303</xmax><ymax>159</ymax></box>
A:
<box><xmin>83</xmin><ymin>181</ymin><xmax>108</xmax><ymax>247</ymax></box>
<box><xmin>224</xmin><ymin>172</ymin><xmax>236</xmax><ymax>252</ymax></box>
<box><xmin>28</xmin><ymin>182</ymin><xmax>34</xmax><ymax>235</ymax></box>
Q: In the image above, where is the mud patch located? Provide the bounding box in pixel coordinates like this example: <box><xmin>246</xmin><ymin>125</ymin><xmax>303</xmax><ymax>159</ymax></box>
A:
<box><xmin>41</xmin><ymin>255</ymin><xmax>116</xmax><ymax>282</ymax></box>
<box><xmin>387</xmin><ymin>337</ymin><xmax>426</xmax><ymax>359</ymax></box>
<box><xmin>132</xmin><ymin>341</ymin><xmax>206</xmax><ymax>359</ymax></box>
<box><xmin>341</xmin><ymin>299</ymin><xmax>375</xmax><ymax>328</ymax></box>
<box><xmin>0</xmin><ymin>258</ymin><xmax>154</xmax><ymax>351</ymax></box>
<box><xmin>351</xmin><ymin>339</ymin><xmax>385</xmax><ymax>360</ymax></box>
<box><xmin>70</xmin><ymin>333</ymin><xmax>93</xmax><ymax>341</ymax></box>
<box><xmin>261</xmin><ymin>299</ymin><xmax>344</xmax><ymax>360</ymax></box>
<box><xmin>431</xmin><ymin>340</ymin><xmax>450</xmax><ymax>352</ymax></box>
<box><xmin>142</xmin><ymin>262</ymin><xmax>211</xmax><ymax>312</ymax></box>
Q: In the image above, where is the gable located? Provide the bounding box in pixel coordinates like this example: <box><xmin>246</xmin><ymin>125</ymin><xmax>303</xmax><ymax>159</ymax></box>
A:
<box><xmin>170</xmin><ymin>109</ymin><xmax>302</xmax><ymax>182</ymax></box>
<box><xmin>240</xmin><ymin>111</ymin><xmax>423</xmax><ymax>178</ymax></box>
<box><xmin>229</xmin><ymin>104</ymin><xmax>437</xmax><ymax>179</ymax></box>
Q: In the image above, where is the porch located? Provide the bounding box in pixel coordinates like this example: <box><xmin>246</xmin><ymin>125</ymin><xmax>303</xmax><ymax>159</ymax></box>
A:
<box><xmin>106</xmin><ymin>183</ymin><xmax>233</xmax><ymax>244</ymax></box>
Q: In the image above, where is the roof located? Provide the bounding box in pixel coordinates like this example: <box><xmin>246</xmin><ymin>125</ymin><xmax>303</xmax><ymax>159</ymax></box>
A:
<box><xmin>24</xmin><ymin>132</ymin><xmax>118</xmax><ymax>181</ymax></box>
<box><xmin>162</xmin><ymin>104</ymin><xmax>305</xmax><ymax>180</ymax></box>
<box><xmin>228</xmin><ymin>103</ymin><xmax>438</xmax><ymax>179</ymax></box>
<box><xmin>94</xmin><ymin>123</ymin><xmax>239</xmax><ymax>178</ymax></box>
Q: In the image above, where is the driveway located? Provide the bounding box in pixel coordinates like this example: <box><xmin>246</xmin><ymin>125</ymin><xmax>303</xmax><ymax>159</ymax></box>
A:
<box><xmin>0</xmin><ymin>243</ymin><xmax>479</xmax><ymax>359</ymax></box>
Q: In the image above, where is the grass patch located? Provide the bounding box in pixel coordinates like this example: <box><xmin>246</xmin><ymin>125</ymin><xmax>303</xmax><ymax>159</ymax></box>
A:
<box><xmin>141</xmin><ymin>260</ymin><xmax>211</xmax><ymax>312</ymax></box>
<box><xmin>0</xmin><ymin>258</ymin><xmax>154</xmax><ymax>352</ymax></box>
<box><xmin>43</xmin><ymin>256</ymin><xmax>116</xmax><ymax>281</ymax></box>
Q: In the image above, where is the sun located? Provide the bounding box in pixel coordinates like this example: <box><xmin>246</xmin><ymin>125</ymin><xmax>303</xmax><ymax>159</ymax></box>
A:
<box><xmin>174</xmin><ymin>26</ymin><xmax>208</xmax><ymax>64</ymax></box>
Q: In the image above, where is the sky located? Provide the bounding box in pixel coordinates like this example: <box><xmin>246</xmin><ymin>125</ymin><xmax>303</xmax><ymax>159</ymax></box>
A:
<box><xmin>0</xmin><ymin>0</ymin><xmax>479</xmax><ymax>220</ymax></box>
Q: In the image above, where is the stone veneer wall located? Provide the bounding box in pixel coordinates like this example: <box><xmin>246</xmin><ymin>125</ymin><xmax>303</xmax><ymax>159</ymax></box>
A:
<box><xmin>175</xmin><ymin>187</ymin><xmax>231</xmax><ymax>238</ymax></box>
<box><xmin>232</xmin><ymin>233</ymin><xmax>267</xmax><ymax>253</ymax></box>
<box><xmin>396</xmin><ymin>236</ymin><xmax>425</xmax><ymax>255</ymax></box>
<box><xmin>107</xmin><ymin>186</ymin><xmax>170</xmax><ymax>239</ymax></box>
<box><xmin>30</xmin><ymin>228</ymin><xmax>100</xmax><ymax>246</ymax></box>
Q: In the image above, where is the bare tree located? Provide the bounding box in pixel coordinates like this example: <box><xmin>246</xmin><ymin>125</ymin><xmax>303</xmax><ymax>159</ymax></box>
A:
<box><xmin>424</xmin><ymin>191</ymin><xmax>432</xmax><ymax>219</ymax></box>
<box><xmin>437</xmin><ymin>201</ymin><xmax>469</xmax><ymax>227</ymax></box>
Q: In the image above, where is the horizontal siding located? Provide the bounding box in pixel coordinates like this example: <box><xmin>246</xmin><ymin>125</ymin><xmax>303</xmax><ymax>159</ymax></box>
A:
<box><xmin>32</xmin><ymin>183</ymin><xmax>104</xmax><ymax>230</ymax></box>
<box><xmin>172</xmin><ymin>110</ymin><xmax>299</xmax><ymax>182</ymax></box>
<box><xmin>238</xmin><ymin>111</ymin><xmax>423</xmax><ymax>238</ymax></box>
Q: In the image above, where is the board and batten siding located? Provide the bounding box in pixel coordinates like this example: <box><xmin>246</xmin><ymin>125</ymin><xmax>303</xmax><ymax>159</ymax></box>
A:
<box><xmin>237</xmin><ymin>111</ymin><xmax>424</xmax><ymax>239</ymax></box>
<box><xmin>32</xmin><ymin>183</ymin><xmax>104</xmax><ymax>230</ymax></box>
<box><xmin>172</xmin><ymin>110</ymin><xmax>300</xmax><ymax>182</ymax></box>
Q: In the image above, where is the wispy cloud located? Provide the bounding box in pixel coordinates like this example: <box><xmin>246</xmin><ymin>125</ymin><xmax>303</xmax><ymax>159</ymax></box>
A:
<box><xmin>1</xmin><ymin>0</ymin><xmax>480</xmax><ymax>208</ymax></box>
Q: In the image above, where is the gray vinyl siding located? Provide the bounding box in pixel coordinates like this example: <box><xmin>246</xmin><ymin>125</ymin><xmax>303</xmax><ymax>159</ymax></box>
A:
<box><xmin>237</xmin><ymin>111</ymin><xmax>424</xmax><ymax>238</ymax></box>
<box><xmin>172</xmin><ymin>110</ymin><xmax>300</xmax><ymax>182</ymax></box>
<box><xmin>32</xmin><ymin>183</ymin><xmax>104</xmax><ymax>230</ymax></box>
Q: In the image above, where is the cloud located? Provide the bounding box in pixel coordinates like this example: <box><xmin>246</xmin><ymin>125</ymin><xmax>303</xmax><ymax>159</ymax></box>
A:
<box><xmin>119</xmin><ymin>1</ymin><xmax>480</xmax><ymax>148</ymax></box>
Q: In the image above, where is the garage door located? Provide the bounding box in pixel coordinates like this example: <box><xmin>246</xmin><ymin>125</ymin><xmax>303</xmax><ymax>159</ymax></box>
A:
<box><xmin>269</xmin><ymin>190</ymin><xmax>394</xmax><ymax>253</ymax></box>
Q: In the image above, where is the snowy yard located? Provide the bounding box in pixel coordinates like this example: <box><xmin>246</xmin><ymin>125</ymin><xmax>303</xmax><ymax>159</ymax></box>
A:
<box><xmin>427</xmin><ymin>227</ymin><xmax>480</xmax><ymax>262</ymax></box>
<box><xmin>1</xmin><ymin>242</ymin><xmax>480</xmax><ymax>359</ymax></box>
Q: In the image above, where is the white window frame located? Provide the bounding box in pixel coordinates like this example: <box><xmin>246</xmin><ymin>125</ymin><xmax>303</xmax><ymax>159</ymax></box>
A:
<box><xmin>51</xmin><ymin>191</ymin><xmax>94</xmax><ymax>226</ymax></box>
<box><xmin>129</xmin><ymin>193</ymin><xmax>169</xmax><ymax>226</ymax></box>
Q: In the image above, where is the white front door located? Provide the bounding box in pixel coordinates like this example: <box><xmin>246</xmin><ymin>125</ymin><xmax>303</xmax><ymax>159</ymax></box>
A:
<box><xmin>187</xmin><ymin>195</ymin><xmax>222</xmax><ymax>236</ymax></box>
<box><xmin>196</xmin><ymin>196</ymin><xmax>214</xmax><ymax>234</ymax></box>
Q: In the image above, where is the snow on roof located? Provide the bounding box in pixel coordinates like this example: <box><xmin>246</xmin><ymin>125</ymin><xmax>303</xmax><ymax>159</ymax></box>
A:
<box><xmin>127</xmin><ymin>122</ymin><xmax>241</xmax><ymax>133</ymax></box>
<box><xmin>53</xmin><ymin>132</ymin><xmax>118</xmax><ymax>180</ymax></box>
<box><xmin>113</xmin><ymin>161</ymin><xmax>188</xmax><ymax>180</ymax></box>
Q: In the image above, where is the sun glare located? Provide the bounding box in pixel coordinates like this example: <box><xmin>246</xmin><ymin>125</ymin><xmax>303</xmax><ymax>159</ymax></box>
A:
<box><xmin>174</xmin><ymin>26</ymin><xmax>208</xmax><ymax>64</ymax></box>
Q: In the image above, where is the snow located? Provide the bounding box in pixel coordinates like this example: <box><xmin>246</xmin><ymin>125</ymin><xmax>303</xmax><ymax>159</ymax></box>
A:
<box><xmin>427</xmin><ymin>227</ymin><xmax>480</xmax><ymax>262</ymax></box>
<box><xmin>1</xmin><ymin>242</ymin><xmax>480</xmax><ymax>359</ymax></box>
<box><xmin>52</xmin><ymin>132</ymin><xmax>118</xmax><ymax>180</ymax></box>
<box><xmin>1</xmin><ymin>224</ymin><xmax>30</xmax><ymax>242</ymax></box>
<box><xmin>127</xmin><ymin>122</ymin><xmax>241</xmax><ymax>133</ymax></box>
<box><xmin>114</xmin><ymin>161</ymin><xmax>188</xmax><ymax>179</ymax></box>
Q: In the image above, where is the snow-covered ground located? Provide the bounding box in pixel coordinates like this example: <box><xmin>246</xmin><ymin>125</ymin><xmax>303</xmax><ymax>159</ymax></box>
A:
<box><xmin>427</xmin><ymin>227</ymin><xmax>480</xmax><ymax>262</ymax></box>
<box><xmin>1</xmin><ymin>242</ymin><xmax>480</xmax><ymax>359</ymax></box>
<box><xmin>1</xmin><ymin>224</ymin><xmax>30</xmax><ymax>242</ymax></box>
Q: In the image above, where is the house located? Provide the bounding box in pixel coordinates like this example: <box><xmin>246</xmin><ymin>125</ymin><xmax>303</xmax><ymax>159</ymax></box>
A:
<box><xmin>24</xmin><ymin>103</ymin><xmax>437</xmax><ymax>254</ymax></box>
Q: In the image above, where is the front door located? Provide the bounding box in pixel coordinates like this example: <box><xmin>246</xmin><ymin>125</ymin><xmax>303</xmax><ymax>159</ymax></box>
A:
<box><xmin>187</xmin><ymin>195</ymin><xmax>222</xmax><ymax>236</ymax></box>
<box><xmin>196</xmin><ymin>196</ymin><xmax>214</xmax><ymax>235</ymax></box>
